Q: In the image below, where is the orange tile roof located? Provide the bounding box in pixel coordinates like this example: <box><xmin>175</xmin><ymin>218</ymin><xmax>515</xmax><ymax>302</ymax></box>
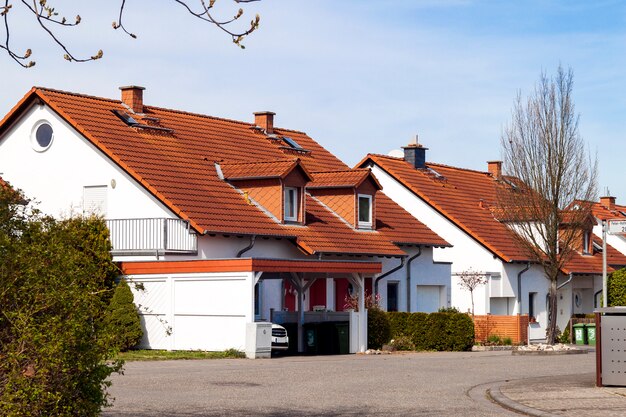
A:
<box><xmin>588</xmin><ymin>200</ymin><xmax>626</xmax><ymax>222</ymax></box>
<box><xmin>309</xmin><ymin>169</ymin><xmax>380</xmax><ymax>189</ymax></box>
<box><xmin>0</xmin><ymin>87</ymin><xmax>448</xmax><ymax>256</ymax></box>
<box><xmin>360</xmin><ymin>153</ymin><xmax>623</xmax><ymax>274</ymax></box>
<box><xmin>360</xmin><ymin>154</ymin><xmax>531</xmax><ymax>262</ymax></box>
<box><xmin>561</xmin><ymin>236</ymin><xmax>626</xmax><ymax>275</ymax></box>
<box><xmin>220</xmin><ymin>159</ymin><xmax>308</xmax><ymax>181</ymax></box>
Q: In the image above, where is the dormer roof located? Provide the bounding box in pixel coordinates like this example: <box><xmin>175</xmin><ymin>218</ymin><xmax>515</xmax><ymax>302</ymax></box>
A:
<box><xmin>308</xmin><ymin>169</ymin><xmax>381</xmax><ymax>190</ymax></box>
<box><xmin>220</xmin><ymin>159</ymin><xmax>312</xmax><ymax>182</ymax></box>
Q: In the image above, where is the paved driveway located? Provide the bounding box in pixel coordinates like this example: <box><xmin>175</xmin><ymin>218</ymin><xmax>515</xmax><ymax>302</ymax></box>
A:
<box><xmin>103</xmin><ymin>351</ymin><xmax>595</xmax><ymax>416</ymax></box>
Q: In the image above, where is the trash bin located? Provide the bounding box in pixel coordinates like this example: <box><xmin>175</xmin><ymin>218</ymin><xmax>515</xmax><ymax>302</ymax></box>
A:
<box><xmin>336</xmin><ymin>322</ymin><xmax>349</xmax><ymax>354</ymax></box>
<box><xmin>304</xmin><ymin>323</ymin><xmax>318</xmax><ymax>354</ymax></box>
<box><xmin>573</xmin><ymin>323</ymin><xmax>587</xmax><ymax>345</ymax></box>
<box><xmin>586</xmin><ymin>323</ymin><xmax>596</xmax><ymax>346</ymax></box>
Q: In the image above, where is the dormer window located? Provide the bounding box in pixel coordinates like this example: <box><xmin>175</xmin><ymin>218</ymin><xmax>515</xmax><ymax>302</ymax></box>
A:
<box><xmin>284</xmin><ymin>187</ymin><xmax>299</xmax><ymax>222</ymax></box>
<box><xmin>358</xmin><ymin>194</ymin><xmax>372</xmax><ymax>229</ymax></box>
<box><xmin>583</xmin><ymin>230</ymin><xmax>591</xmax><ymax>255</ymax></box>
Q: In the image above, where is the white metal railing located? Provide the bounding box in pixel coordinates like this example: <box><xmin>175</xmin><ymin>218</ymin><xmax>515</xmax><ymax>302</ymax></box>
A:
<box><xmin>106</xmin><ymin>218</ymin><xmax>197</xmax><ymax>254</ymax></box>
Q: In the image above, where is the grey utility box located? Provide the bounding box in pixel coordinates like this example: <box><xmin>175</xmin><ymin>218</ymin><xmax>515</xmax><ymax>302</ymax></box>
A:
<box><xmin>595</xmin><ymin>307</ymin><xmax>626</xmax><ymax>386</ymax></box>
<box><xmin>245</xmin><ymin>322</ymin><xmax>272</xmax><ymax>359</ymax></box>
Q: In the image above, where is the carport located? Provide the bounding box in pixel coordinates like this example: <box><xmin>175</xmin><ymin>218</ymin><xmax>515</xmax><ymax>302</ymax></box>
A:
<box><xmin>120</xmin><ymin>258</ymin><xmax>382</xmax><ymax>353</ymax></box>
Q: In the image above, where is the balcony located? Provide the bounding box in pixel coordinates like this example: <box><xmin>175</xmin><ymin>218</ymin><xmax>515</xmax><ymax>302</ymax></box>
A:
<box><xmin>106</xmin><ymin>218</ymin><xmax>197</xmax><ymax>255</ymax></box>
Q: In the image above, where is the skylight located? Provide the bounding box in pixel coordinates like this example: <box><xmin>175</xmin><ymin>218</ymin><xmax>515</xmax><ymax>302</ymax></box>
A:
<box><xmin>282</xmin><ymin>136</ymin><xmax>303</xmax><ymax>149</ymax></box>
<box><xmin>112</xmin><ymin>110</ymin><xmax>138</xmax><ymax>126</ymax></box>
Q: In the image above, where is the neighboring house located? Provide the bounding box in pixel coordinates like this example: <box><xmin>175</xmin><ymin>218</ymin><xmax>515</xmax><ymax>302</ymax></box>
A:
<box><xmin>359</xmin><ymin>141</ymin><xmax>626</xmax><ymax>340</ymax></box>
<box><xmin>0</xmin><ymin>86</ymin><xmax>450</xmax><ymax>353</ymax></box>
<box><xmin>587</xmin><ymin>196</ymin><xmax>626</xmax><ymax>258</ymax></box>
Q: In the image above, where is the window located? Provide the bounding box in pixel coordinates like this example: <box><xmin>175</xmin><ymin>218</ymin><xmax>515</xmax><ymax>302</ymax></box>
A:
<box><xmin>387</xmin><ymin>282</ymin><xmax>399</xmax><ymax>312</ymax></box>
<box><xmin>31</xmin><ymin>121</ymin><xmax>54</xmax><ymax>152</ymax></box>
<box><xmin>284</xmin><ymin>187</ymin><xmax>298</xmax><ymax>222</ymax></box>
<box><xmin>528</xmin><ymin>292</ymin><xmax>537</xmax><ymax>321</ymax></box>
<box><xmin>83</xmin><ymin>185</ymin><xmax>107</xmax><ymax>215</ymax></box>
<box><xmin>358</xmin><ymin>194</ymin><xmax>372</xmax><ymax>228</ymax></box>
<box><xmin>583</xmin><ymin>231</ymin><xmax>591</xmax><ymax>254</ymax></box>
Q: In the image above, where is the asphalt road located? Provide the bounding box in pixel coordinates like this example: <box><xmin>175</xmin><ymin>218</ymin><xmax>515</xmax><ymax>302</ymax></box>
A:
<box><xmin>103</xmin><ymin>351</ymin><xmax>595</xmax><ymax>416</ymax></box>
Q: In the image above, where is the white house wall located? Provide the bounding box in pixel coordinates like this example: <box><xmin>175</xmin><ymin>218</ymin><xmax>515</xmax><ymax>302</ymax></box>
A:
<box><xmin>375</xmin><ymin>247</ymin><xmax>451</xmax><ymax>312</ymax></box>
<box><xmin>0</xmin><ymin>103</ymin><xmax>174</xmax><ymax>220</ymax></box>
<box><xmin>593</xmin><ymin>224</ymin><xmax>626</xmax><ymax>258</ymax></box>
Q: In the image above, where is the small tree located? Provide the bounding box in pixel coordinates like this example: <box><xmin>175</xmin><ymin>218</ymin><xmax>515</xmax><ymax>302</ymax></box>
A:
<box><xmin>457</xmin><ymin>268</ymin><xmax>487</xmax><ymax>316</ymax></box>
<box><xmin>499</xmin><ymin>65</ymin><xmax>597</xmax><ymax>344</ymax></box>
<box><xmin>106</xmin><ymin>279</ymin><xmax>143</xmax><ymax>351</ymax></box>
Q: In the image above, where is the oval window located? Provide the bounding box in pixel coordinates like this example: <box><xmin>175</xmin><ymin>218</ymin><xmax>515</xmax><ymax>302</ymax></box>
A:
<box><xmin>31</xmin><ymin>121</ymin><xmax>54</xmax><ymax>151</ymax></box>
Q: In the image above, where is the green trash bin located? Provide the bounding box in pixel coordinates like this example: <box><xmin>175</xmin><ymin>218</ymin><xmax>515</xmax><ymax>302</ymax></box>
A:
<box><xmin>586</xmin><ymin>323</ymin><xmax>596</xmax><ymax>346</ymax></box>
<box><xmin>336</xmin><ymin>323</ymin><xmax>350</xmax><ymax>354</ymax></box>
<box><xmin>573</xmin><ymin>323</ymin><xmax>587</xmax><ymax>345</ymax></box>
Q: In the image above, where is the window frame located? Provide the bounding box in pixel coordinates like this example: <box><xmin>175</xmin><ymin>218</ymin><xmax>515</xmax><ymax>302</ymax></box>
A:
<box><xmin>284</xmin><ymin>186</ymin><xmax>299</xmax><ymax>222</ymax></box>
<box><xmin>357</xmin><ymin>194</ymin><xmax>373</xmax><ymax>229</ymax></box>
<box><xmin>31</xmin><ymin>120</ymin><xmax>54</xmax><ymax>152</ymax></box>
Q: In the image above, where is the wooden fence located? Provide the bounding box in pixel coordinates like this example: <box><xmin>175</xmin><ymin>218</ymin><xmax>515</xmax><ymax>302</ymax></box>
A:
<box><xmin>473</xmin><ymin>314</ymin><xmax>529</xmax><ymax>344</ymax></box>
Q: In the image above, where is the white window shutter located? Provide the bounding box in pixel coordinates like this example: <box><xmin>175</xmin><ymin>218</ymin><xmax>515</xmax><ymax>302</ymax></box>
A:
<box><xmin>83</xmin><ymin>185</ymin><xmax>107</xmax><ymax>215</ymax></box>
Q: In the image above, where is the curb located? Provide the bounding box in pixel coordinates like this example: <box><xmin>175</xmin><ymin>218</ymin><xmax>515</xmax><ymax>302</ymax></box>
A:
<box><xmin>486</xmin><ymin>382</ymin><xmax>562</xmax><ymax>417</ymax></box>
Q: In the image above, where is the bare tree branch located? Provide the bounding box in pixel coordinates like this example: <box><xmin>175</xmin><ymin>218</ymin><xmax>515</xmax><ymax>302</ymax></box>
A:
<box><xmin>498</xmin><ymin>65</ymin><xmax>598</xmax><ymax>344</ymax></box>
<box><xmin>1</xmin><ymin>0</ymin><xmax>261</xmax><ymax>67</ymax></box>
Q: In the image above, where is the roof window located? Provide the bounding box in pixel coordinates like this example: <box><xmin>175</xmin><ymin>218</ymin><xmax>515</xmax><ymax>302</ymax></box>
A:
<box><xmin>283</xmin><ymin>136</ymin><xmax>303</xmax><ymax>149</ymax></box>
<box><xmin>112</xmin><ymin>110</ymin><xmax>139</xmax><ymax>126</ymax></box>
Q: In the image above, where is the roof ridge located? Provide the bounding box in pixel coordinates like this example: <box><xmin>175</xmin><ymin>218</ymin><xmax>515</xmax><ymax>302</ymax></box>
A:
<box><xmin>34</xmin><ymin>86</ymin><xmax>306</xmax><ymax>134</ymax></box>
<box><xmin>426</xmin><ymin>162</ymin><xmax>490</xmax><ymax>176</ymax></box>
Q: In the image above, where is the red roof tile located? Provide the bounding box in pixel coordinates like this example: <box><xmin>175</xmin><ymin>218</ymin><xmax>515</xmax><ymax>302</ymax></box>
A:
<box><xmin>220</xmin><ymin>159</ymin><xmax>308</xmax><ymax>181</ymax></box>
<box><xmin>309</xmin><ymin>169</ymin><xmax>380</xmax><ymax>189</ymax></box>
<box><xmin>0</xmin><ymin>88</ymin><xmax>448</xmax><ymax>256</ymax></box>
<box><xmin>360</xmin><ymin>154</ymin><xmax>623</xmax><ymax>274</ymax></box>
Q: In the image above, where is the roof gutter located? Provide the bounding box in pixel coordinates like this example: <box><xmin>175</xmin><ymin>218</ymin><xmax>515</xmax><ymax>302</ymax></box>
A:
<box><xmin>517</xmin><ymin>262</ymin><xmax>531</xmax><ymax>314</ymax></box>
<box><xmin>236</xmin><ymin>235</ymin><xmax>256</xmax><ymax>258</ymax></box>
<box><xmin>374</xmin><ymin>257</ymin><xmax>405</xmax><ymax>298</ymax></box>
<box><xmin>406</xmin><ymin>247</ymin><xmax>422</xmax><ymax>312</ymax></box>
<box><xmin>557</xmin><ymin>273</ymin><xmax>573</xmax><ymax>290</ymax></box>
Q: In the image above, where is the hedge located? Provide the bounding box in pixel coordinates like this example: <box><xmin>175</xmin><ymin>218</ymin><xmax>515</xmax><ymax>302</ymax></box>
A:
<box><xmin>385</xmin><ymin>311</ymin><xmax>474</xmax><ymax>351</ymax></box>
<box><xmin>367</xmin><ymin>308</ymin><xmax>391</xmax><ymax>349</ymax></box>
<box><xmin>608</xmin><ymin>268</ymin><xmax>626</xmax><ymax>307</ymax></box>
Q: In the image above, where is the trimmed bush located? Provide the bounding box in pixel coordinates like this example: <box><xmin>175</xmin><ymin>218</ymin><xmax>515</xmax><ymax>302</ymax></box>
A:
<box><xmin>608</xmin><ymin>268</ymin><xmax>626</xmax><ymax>307</ymax></box>
<box><xmin>367</xmin><ymin>307</ymin><xmax>391</xmax><ymax>349</ymax></box>
<box><xmin>106</xmin><ymin>279</ymin><xmax>143</xmax><ymax>351</ymax></box>
<box><xmin>387</xmin><ymin>311</ymin><xmax>474</xmax><ymax>351</ymax></box>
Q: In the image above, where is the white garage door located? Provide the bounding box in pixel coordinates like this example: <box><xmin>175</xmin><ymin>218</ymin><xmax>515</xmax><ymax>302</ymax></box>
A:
<box><xmin>416</xmin><ymin>285</ymin><xmax>442</xmax><ymax>313</ymax></box>
<box><xmin>129</xmin><ymin>273</ymin><xmax>253</xmax><ymax>351</ymax></box>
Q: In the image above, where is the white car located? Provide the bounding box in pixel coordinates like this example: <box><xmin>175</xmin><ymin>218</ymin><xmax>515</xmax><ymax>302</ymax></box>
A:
<box><xmin>271</xmin><ymin>323</ymin><xmax>289</xmax><ymax>352</ymax></box>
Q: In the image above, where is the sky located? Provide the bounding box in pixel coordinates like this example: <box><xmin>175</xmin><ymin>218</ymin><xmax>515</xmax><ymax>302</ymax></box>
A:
<box><xmin>1</xmin><ymin>0</ymin><xmax>625</xmax><ymax>201</ymax></box>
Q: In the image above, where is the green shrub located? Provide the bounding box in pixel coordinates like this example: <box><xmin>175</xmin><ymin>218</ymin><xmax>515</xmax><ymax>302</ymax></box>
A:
<box><xmin>487</xmin><ymin>334</ymin><xmax>502</xmax><ymax>345</ymax></box>
<box><xmin>438</xmin><ymin>306</ymin><xmax>460</xmax><ymax>313</ymax></box>
<box><xmin>0</xmin><ymin>186</ymin><xmax>122</xmax><ymax>416</ymax></box>
<box><xmin>502</xmin><ymin>337</ymin><xmax>513</xmax><ymax>346</ymax></box>
<box><xmin>387</xmin><ymin>311</ymin><xmax>474</xmax><ymax>351</ymax></box>
<box><xmin>608</xmin><ymin>268</ymin><xmax>626</xmax><ymax>307</ymax></box>
<box><xmin>106</xmin><ymin>279</ymin><xmax>143</xmax><ymax>351</ymax></box>
<box><xmin>389</xmin><ymin>334</ymin><xmax>415</xmax><ymax>351</ymax></box>
<box><xmin>558</xmin><ymin>325</ymin><xmax>571</xmax><ymax>344</ymax></box>
<box><xmin>367</xmin><ymin>307</ymin><xmax>391</xmax><ymax>349</ymax></box>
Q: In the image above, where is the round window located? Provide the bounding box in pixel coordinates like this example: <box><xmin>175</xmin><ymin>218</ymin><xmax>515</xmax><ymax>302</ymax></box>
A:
<box><xmin>31</xmin><ymin>121</ymin><xmax>54</xmax><ymax>152</ymax></box>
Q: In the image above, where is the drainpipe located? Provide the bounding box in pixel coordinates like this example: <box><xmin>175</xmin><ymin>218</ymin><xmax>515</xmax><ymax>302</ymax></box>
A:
<box><xmin>236</xmin><ymin>235</ymin><xmax>256</xmax><ymax>258</ymax></box>
<box><xmin>374</xmin><ymin>257</ymin><xmax>405</xmax><ymax>298</ymax></box>
<box><xmin>557</xmin><ymin>273</ymin><xmax>573</xmax><ymax>290</ymax></box>
<box><xmin>517</xmin><ymin>262</ymin><xmax>530</xmax><ymax>314</ymax></box>
<box><xmin>406</xmin><ymin>247</ymin><xmax>422</xmax><ymax>313</ymax></box>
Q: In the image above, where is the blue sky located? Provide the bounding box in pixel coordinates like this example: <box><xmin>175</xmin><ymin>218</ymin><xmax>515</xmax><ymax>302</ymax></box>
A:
<box><xmin>1</xmin><ymin>0</ymin><xmax>625</xmax><ymax>201</ymax></box>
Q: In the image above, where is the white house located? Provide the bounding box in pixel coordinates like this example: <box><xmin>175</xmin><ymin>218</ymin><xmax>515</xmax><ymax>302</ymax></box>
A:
<box><xmin>0</xmin><ymin>86</ymin><xmax>451</xmax><ymax>354</ymax></box>
<box><xmin>359</xmin><ymin>141</ymin><xmax>626</xmax><ymax>340</ymax></box>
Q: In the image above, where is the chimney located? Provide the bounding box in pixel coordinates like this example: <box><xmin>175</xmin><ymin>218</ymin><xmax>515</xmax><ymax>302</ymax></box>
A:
<box><xmin>119</xmin><ymin>85</ymin><xmax>145</xmax><ymax>114</ymax></box>
<box><xmin>402</xmin><ymin>134</ymin><xmax>428</xmax><ymax>169</ymax></box>
<box><xmin>254</xmin><ymin>111</ymin><xmax>275</xmax><ymax>134</ymax></box>
<box><xmin>600</xmin><ymin>195</ymin><xmax>616</xmax><ymax>211</ymax></box>
<box><xmin>487</xmin><ymin>161</ymin><xmax>502</xmax><ymax>179</ymax></box>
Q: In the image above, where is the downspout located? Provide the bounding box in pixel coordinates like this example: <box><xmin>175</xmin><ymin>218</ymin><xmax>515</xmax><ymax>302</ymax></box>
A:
<box><xmin>517</xmin><ymin>262</ymin><xmax>531</xmax><ymax>314</ymax></box>
<box><xmin>374</xmin><ymin>257</ymin><xmax>405</xmax><ymax>297</ymax></box>
<box><xmin>406</xmin><ymin>247</ymin><xmax>422</xmax><ymax>313</ymax></box>
<box><xmin>236</xmin><ymin>235</ymin><xmax>256</xmax><ymax>258</ymax></box>
<box><xmin>557</xmin><ymin>273</ymin><xmax>573</xmax><ymax>290</ymax></box>
<box><xmin>594</xmin><ymin>289</ymin><xmax>602</xmax><ymax>308</ymax></box>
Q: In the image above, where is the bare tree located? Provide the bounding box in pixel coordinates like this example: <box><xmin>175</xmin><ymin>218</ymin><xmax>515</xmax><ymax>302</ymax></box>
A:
<box><xmin>457</xmin><ymin>268</ymin><xmax>487</xmax><ymax>317</ymax></box>
<box><xmin>499</xmin><ymin>65</ymin><xmax>598</xmax><ymax>344</ymax></box>
<box><xmin>1</xmin><ymin>0</ymin><xmax>261</xmax><ymax>68</ymax></box>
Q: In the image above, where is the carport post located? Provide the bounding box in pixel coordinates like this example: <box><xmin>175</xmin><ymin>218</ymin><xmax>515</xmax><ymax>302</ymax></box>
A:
<box><xmin>350</xmin><ymin>273</ymin><xmax>367</xmax><ymax>352</ymax></box>
<box><xmin>289</xmin><ymin>272</ymin><xmax>306</xmax><ymax>353</ymax></box>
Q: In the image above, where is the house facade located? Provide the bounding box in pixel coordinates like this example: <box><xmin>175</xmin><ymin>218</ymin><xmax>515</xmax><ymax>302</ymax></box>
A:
<box><xmin>359</xmin><ymin>141</ymin><xmax>626</xmax><ymax>340</ymax></box>
<box><xmin>0</xmin><ymin>86</ymin><xmax>450</xmax><ymax>354</ymax></box>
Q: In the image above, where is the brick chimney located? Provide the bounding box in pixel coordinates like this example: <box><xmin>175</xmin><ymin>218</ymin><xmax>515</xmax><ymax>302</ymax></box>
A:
<box><xmin>120</xmin><ymin>85</ymin><xmax>145</xmax><ymax>114</ymax></box>
<box><xmin>487</xmin><ymin>161</ymin><xmax>502</xmax><ymax>179</ymax></box>
<box><xmin>254</xmin><ymin>111</ymin><xmax>275</xmax><ymax>134</ymax></box>
<box><xmin>600</xmin><ymin>195</ymin><xmax>616</xmax><ymax>211</ymax></box>
<box><xmin>402</xmin><ymin>134</ymin><xmax>428</xmax><ymax>169</ymax></box>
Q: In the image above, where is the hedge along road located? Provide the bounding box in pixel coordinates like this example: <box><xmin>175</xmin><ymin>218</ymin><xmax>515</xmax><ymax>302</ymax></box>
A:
<box><xmin>103</xmin><ymin>350</ymin><xmax>595</xmax><ymax>417</ymax></box>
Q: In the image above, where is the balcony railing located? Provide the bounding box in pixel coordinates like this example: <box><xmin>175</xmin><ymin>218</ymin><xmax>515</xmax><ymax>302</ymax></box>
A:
<box><xmin>106</xmin><ymin>218</ymin><xmax>197</xmax><ymax>255</ymax></box>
